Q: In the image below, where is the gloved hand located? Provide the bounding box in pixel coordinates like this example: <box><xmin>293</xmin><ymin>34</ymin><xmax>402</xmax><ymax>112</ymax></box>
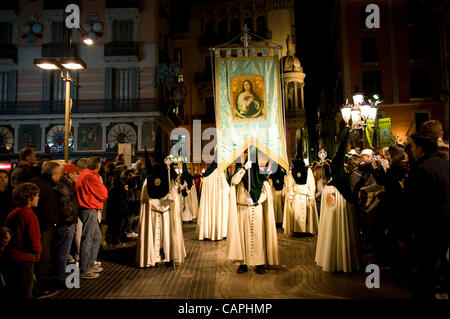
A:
<box><xmin>244</xmin><ymin>161</ymin><xmax>252</xmax><ymax>170</ymax></box>
<box><xmin>247</xmin><ymin>196</ymin><xmax>254</xmax><ymax>206</ymax></box>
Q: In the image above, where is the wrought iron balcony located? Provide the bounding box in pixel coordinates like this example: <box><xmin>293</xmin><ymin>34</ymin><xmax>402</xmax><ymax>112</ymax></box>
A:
<box><xmin>0</xmin><ymin>44</ymin><xmax>17</xmax><ymax>61</ymax></box>
<box><xmin>42</xmin><ymin>43</ymin><xmax>78</xmax><ymax>58</ymax></box>
<box><xmin>1</xmin><ymin>99</ymin><xmax>156</xmax><ymax>114</ymax></box>
<box><xmin>104</xmin><ymin>42</ymin><xmax>139</xmax><ymax>57</ymax></box>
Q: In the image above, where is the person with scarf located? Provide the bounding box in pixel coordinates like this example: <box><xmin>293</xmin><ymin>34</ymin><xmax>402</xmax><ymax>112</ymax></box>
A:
<box><xmin>283</xmin><ymin>138</ymin><xmax>318</xmax><ymax>235</ymax></box>
<box><xmin>196</xmin><ymin>153</ymin><xmax>230</xmax><ymax>241</ymax></box>
<box><xmin>226</xmin><ymin>147</ymin><xmax>279</xmax><ymax>274</ymax></box>
<box><xmin>136</xmin><ymin>146</ymin><xmax>185</xmax><ymax>268</ymax></box>
<box><xmin>315</xmin><ymin>129</ymin><xmax>360</xmax><ymax>273</ymax></box>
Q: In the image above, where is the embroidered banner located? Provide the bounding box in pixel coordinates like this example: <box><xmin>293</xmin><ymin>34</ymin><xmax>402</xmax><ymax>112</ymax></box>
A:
<box><xmin>215</xmin><ymin>56</ymin><xmax>288</xmax><ymax>171</ymax></box>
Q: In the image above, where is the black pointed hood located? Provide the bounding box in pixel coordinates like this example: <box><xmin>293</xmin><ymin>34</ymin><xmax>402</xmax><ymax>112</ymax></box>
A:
<box><xmin>180</xmin><ymin>162</ymin><xmax>193</xmax><ymax>189</ymax></box>
<box><xmin>144</xmin><ymin>147</ymin><xmax>152</xmax><ymax>179</ymax></box>
<box><xmin>292</xmin><ymin>137</ymin><xmax>308</xmax><ymax>184</ymax></box>
<box><xmin>242</xmin><ymin>147</ymin><xmax>267</xmax><ymax>203</ymax></box>
<box><xmin>203</xmin><ymin>151</ymin><xmax>217</xmax><ymax>177</ymax></box>
<box><xmin>269</xmin><ymin>164</ymin><xmax>286</xmax><ymax>191</ymax></box>
<box><xmin>328</xmin><ymin>129</ymin><xmax>354</xmax><ymax>202</ymax></box>
<box><xmin>146</xmin><ymin>154</ymin><xmax>169</xmax><ymax>199</ymax></box>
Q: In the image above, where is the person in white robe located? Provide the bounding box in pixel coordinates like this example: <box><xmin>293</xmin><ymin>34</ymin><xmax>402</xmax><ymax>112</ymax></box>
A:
<box><xmin>268</xmin><ymin>165</ymin><xmax>286</xmax><ymax>225</ymax></box>
<box><xmin>315</xmin><ymin>130</ymin><xmax>360</xmax><ymax>273</ymax></box>
<box><xmin>226</xmin><ymin>149</ymin><xmax>279</xmax><ymax>274</ymax></box>
<box><xmin>283</xmin><ymin>138</ymin><xmax>319</xmax><ymax>235</ymax></box>
<box><xmin>180</xmin><ymin>163</ymin><xmax>198</xmax><ymax>222</ymax></box>
<box><xmin>196</xmin><ymin>161</ymin><xmax>230</xmax><ymax>241</ymax></box>
<box><xmin>137</xmin><ymin>154</ymin><xmax>185</xmax><ymax>268</ymax></box>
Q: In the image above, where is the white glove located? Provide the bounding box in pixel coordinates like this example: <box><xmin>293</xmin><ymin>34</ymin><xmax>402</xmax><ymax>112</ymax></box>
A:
<box><xmin>247</xmin><ymin>196</ymin><xmax>254</xmax><ymax>206</ymax></box>
<box><xmin>244</xmin><ymin>161</ymin><xmax>252</xmax><ymax>170</ymax></box>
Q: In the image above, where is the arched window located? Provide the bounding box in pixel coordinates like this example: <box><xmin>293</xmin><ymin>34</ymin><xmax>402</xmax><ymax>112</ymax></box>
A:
<box><xmin>256</xmin><ymin>16</ymin><xmax>266</xmax><ymax>36</ymax></box>
<box><xmin>230</xmin><ymin>19</ymin><xmax>240</xmax><ymax>36</ymax></box>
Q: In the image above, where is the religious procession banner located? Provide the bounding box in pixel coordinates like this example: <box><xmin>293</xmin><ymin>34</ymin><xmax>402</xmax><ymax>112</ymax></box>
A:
<box><xmin>215</xmin><ymin>56</ymin><xmax>289</xmax><ymax>172</ymax></box>
<box><xmin>378</xmin><ymin>118</ymin><xmax>392</xmax><ymax>147</ymax></box>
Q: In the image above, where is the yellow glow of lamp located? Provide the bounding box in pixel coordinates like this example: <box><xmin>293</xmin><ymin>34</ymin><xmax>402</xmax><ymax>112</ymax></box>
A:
<box><xmin>60</xmin><ymin>58</ymin><xmax>87</xmax><ymax>70</ymax></box>
<box><xmin>341</xmin><ymin>106</ymin><xmax>351</xmax><ymax>126</ymax></box>
<box><xmin>352</xmin><ymin>93</ymin><xmax>364</xmax><ymax>106</ymax></box>
<box><xmin>360</xmin><ymin>103</ymin><xmax>371</xmax><ymax>120</ymax></box>
<box><xmin>34</xmin><ymin>58</ymin><xmax>62</xmax><ymax>70</ymax></box>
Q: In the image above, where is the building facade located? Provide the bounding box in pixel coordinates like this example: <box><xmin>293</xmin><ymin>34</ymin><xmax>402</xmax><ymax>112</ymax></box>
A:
<box><xmin>0</xmin><ymin>0</ymin><xmax>177</xmax><ymax>161</ymax></box>
<box><xmin>332</xmin><ymin>0</ymin><xmax>446</xmax><ymax>148</ymax></box>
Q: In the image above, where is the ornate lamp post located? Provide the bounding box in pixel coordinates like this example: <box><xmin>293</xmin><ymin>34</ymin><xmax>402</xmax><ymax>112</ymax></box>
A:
<box><xmin>340</xmin><ymin>92</ymin><xmax>379</xmax><ymax>149</ymax></box>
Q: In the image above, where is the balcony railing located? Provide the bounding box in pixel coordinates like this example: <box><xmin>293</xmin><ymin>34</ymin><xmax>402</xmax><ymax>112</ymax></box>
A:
<box><xmin>0</xmin><ymin>44</ymin><xmax>17</xmax><ymax>60</ymax></box>
<box><xmin>1</xmin><ymin>99</ymin><xmax>159</xmax><ymax>114</ymax></box>
<box><xmin>104</xmin><ymin>42</ymin><xmax>139</xmax><ymax>56</ymax></box>
<box><xmin>0</xmin><ymin>99</ymin><xmax>178</xmax><ymax>125</ymax></box>
<box><xmin>42</xmin><ymin>43</ymin><xmax>78</xmax><ymax>58</ymax></box>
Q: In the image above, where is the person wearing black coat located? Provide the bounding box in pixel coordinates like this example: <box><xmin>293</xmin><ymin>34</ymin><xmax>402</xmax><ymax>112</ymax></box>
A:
<box><xmin>29</xmin><ymin>161</ymin><xmax>62</xmax><ymax>298</ymax></box>
<box><xmin>407</xmin><ymin>134</ymin><xmax>449</xmax><ymax>299</ymax></box>
<box><xmin>54</xmin><ymin>164</ymin><xmax>80</xmax><ymax>288</ymax></box>
<box><xmin>106</xmin><ymin>169</ymin><xmax>129</xmax><ymax>247</ymax></box>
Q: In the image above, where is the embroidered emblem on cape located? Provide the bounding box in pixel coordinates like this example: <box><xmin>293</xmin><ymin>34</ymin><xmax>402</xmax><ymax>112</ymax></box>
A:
<box><xmin>296</xmin><ymin>172</ymin><xmax>301</xmax><ymax>178</ymax></box>
<box><xmin>154</xmin><ymin>178</ymin><xmax>161</xmax><ymax>186</ymax></box>
<box><xmin>326</xmin><ymin>192</ymin><xmax>336</xmax><ymax>207</ymax></box>
<box><xmin>276</xmin><ymin>179</ymin><xmax>280</xmax><ymax>184</ymax></box>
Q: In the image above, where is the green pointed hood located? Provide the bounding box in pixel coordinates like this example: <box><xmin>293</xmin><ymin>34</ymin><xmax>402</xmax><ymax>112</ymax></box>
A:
<box><xmin>242</xmin><ymin>147</ymin><xmax>267</xmax><ymax>203</ymax></box>
<box><xmin>328</xmin><ymin>129</ymin><xmax>354</xmax><ymax>202</ymax></box>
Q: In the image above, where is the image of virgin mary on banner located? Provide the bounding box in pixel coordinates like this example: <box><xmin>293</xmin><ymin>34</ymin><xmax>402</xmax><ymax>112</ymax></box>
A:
<box><xmin>215</xmin><ymin>56</ymin><xmax>289</xmax><ymax>172</ymax></box>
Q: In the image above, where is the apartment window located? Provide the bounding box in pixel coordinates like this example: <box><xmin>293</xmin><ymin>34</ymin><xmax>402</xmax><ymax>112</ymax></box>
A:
<box><xmin>410</xmin><ymin>68</ymin><xmax>432</xmax><ymax>98</ymax></box>
<box><xmin>218</xmin><ymin>20</ymin><xmax>227</xmax><ymax>37</ymax></box>
<box><xmin>113</xmin><ymin>68</ymin><xmax>139</xmax><ymax>100</ymax></box>
<box><xmin>231</xmin><ymin>19</ymin><xmax>240</xmax><ymax>36</ymax></box>
<box><xmin>406</xmin><ymin>0</ymin><xmax>421</xmax><ymax>24</ymax></box>
<box><xmin>256</xmin><ymin>16</ymin><xmax>266</xmax><ymax>36</ymax></box>
<box><xmin>174</xmin><ymin>48</ymin><xmax>183</xmax><ymax>68</ymax></box>
<box><xmin>0</xmin><ymin>22</ymin><xmax>13</xmax><ymax>44</ymax></box>
<box><xmin>362</xmin><ymin>70</ymin><xmax>382</xmax><ymax>97</ymax></box>
<box><xmin>361</xmin><ymin>37</ymin><xmax>378</xmax><ymax>63</ymax></box>
<box><xmin>409</xmin><ymin>25</ymin><xmax>428</xmax><ymax>59</ymax></box>
<box><xmin>0</xmin><ymin>71</ymin><xmax>16</xmax><ymax>103</ymax></box>
<box><xmin>113</xmin><ymin>20</ymin><xmax>133</xmax><ymax>41</ymax></box>
<box><xmin>414</xmin><ymin>111</ymin><xmax>430</xmax><ymax>133</ymax></box>
<box><xmin>0</xmin><ymin>72</ymin><xmax>8</xmax><ymax>102</ymax></box>
<box><xmin>52</xmin><ymin>21</ymin><xmax>69</xmax><ymax>43</ymax></box>
<box><xmin>205</xmin><ymin>21</ymin><xmax>215</xmax><ymax>37</ymax></box>
<box><xmin>51</xmin><ymin>71</ymin><xmax>65</xmax><ymax>101</ymax></box>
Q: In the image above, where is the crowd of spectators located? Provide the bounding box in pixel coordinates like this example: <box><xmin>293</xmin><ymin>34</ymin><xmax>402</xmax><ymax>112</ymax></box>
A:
<box><xmin>0</xmin><ymin>150</ymin><xmax>145</xmax><ymax>299</ymax></box>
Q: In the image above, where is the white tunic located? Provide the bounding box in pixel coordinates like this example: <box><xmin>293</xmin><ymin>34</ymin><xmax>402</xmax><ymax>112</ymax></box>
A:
<box><xmin>196</xmin><ymin>169</ymin><xmax>230</xmax><ymax>241</ymax></box>
<box><xmin>137</xmin><ymin>178</ymin><xmax>186</xmax><ymax>267</ymax></box>
<box><xmin>315</xmin><ymin>184</ymin><xmax>360</xmax><ymax>273</ymax></box>
<box><xmin>225</xmin><ymin>168</ymin><xmax>279</xmax><ymax>266</ymax></box>
<box><xmin>271</xmin><ymin>181</ymin><xmax>286</xmax><ymax>224</ymax></box>
<box><xmin>283</xmin><ymin>168</ymin><xmax>319</xmax><ymax>235</ymax></box>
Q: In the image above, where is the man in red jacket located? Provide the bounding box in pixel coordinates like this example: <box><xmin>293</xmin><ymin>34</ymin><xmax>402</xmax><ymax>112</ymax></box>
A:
<box><xmin>75</xmin><ymin>157</ymin><xmax>108</xmax><ymax>279</ymax></box>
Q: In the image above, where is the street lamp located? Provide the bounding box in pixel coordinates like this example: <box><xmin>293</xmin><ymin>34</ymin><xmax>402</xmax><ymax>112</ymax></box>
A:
<box><xmin>340</xmin><ymin>92</ymin><xmax>378</xmax><ymax>130</ymax></box>
<box><xmin>340</xmin><ymin>92</ymin><xmax>379</xmax><ymax>150</ymax></box>
<box><xmin>34</xmin><ymin>20</ymin><xmax>93</xmax><ymax>163</ymax></box>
